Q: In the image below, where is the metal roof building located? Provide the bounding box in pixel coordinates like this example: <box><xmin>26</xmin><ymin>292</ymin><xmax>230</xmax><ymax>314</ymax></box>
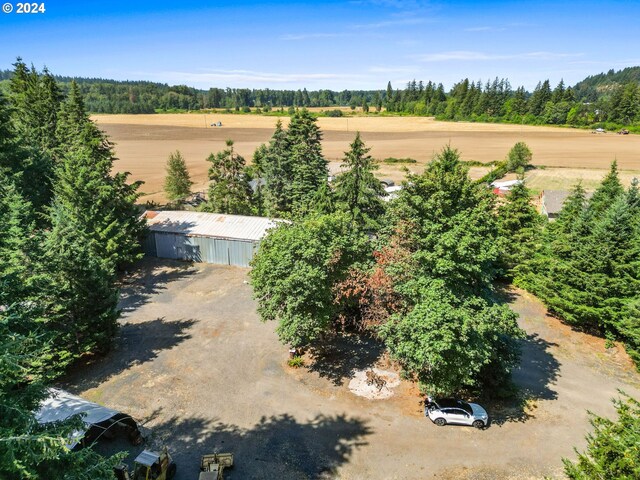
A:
<box><xmin>540</xmin><ymin>190</ymin><xmax>593</xmax><ymax>220</ymax></box>
<box><xmin>143</xmin><ymin>211</ymin><xmax>282</xmax><ymax>267</ymax></box>
<box><xmin>36</xmin><ymin>388</ymin><xmax>140</xmax><ymax>449</ymax></box>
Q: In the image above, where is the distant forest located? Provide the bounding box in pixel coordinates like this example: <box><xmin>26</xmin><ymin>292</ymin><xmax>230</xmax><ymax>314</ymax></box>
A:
<box><xmin>1</xmin><ymin>65</ymin><xmax>638</xmax><ymax>129</ymax></box>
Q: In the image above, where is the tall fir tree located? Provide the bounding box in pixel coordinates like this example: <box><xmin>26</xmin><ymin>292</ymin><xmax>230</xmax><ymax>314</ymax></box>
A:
<box><xmin>54</xmin><ymin>85</ymin><xmax>145</xmax><ymax>271</ymax></box>
<box><xmin>260</xmin><ymin>120</ymin><xmax>293</xmax><ymax>215</ymax></box>
<box><xmin>42</xmin><ymin>201</ymin><xmax>120</xmax><ymax>358</ymax></box>
<box><xmin>287</xmin><ymin>109</ymin><xmax>328</xmax><ymax>214</ymax></box>
<box><xmin>497</xmin><ymin>180</ymin><xmax>543</xmax><ymax>278</ymax></box>
<box><xmin>333</xmin><ymin>132</ymin><xmax>385</xmax><ymax>230</ymax></box>
<box><xmin>204</xmin><ymin>139</ymin><xmax>252</xmax><ymax>215</ymax></box>
<box><xmin>163</xmin><ymin>150</ymin><xmax>193</xmax><ymax>203</ymax></box>
<box><xmin>389</xmin><ymin>145</ymin><xmax>500</xmax><ymax>297</ymax></box>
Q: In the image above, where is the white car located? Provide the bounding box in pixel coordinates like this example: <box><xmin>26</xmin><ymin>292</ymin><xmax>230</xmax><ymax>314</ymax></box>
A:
<box><xmin>425</xmin><ymin>397</ymin><xmax>489</xmax><ymax>429</ymax></box>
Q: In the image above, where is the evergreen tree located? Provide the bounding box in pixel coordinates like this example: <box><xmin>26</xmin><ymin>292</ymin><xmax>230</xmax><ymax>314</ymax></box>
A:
<box><xmin>587</xmin><ymin>160</ymin><xmax>624</xmax><ymax>216</ymax></box>
<box><xmin>0</xmin><ymin>172</ymin><xmax>35</xmax><ymax>306</ymax></box>
<box><xmin>378</xmin><ymin>145</ymin><xmax>522</xmax><ymax>394</ymax></box>
<box><xmin>260</xmin><ymin>120</ymin><xmax>293</xmax><ymax>215</ymax></box>
<box><xmin>498</xmin><ymin>180</ymin><xmax>543</xmax><ymax>277</ymax></box>
<box><xmin>54</xmin><ymin>84</ymin><xmax>145</xmax><ymax>271</ymax></box>
<box><xmin>563</xmin><ymin>393</ymin><xmax>640</xmax><ymax>479</ymax></box>
<box><xmin>42</xmin><ymin>201</ymin><xmax>120</xmax><ymax>358</ymax></box>
<box><xmin>204</xmin><ymin>139</ymin><xmax>252</xmax><ymax>214</ymax></box>
<box><xmin>5</xmin><ymin>61</ymin><xmax>57</xmax><ymax>214</ymax></box>
<box><xmin>528</xmin><ymin>80</ymin><xmax>552</xmax><ymax>116</ymax></box>
<box><xmin>287</xmin><ymin>109</ymin><xmax>328</xmax><ymax>214</ymax></box>
<box><xmin>389</xmin><ymin>145</ymin><xmax>500</xmax><ymax>296</ymax></box>
<box><xmin>386</xmin><ymin>82</ymin><xmax>393</xmax><ymax>108</ymax></box>
<box><xmin>163</xmin><ymin>150</ymin><xmax>193</xmax><ymax>203</ymax></box>
<box><xmin>333</xmin><ymin>132</ymin><xmax>385</xmax><ymax>230</ymax></box>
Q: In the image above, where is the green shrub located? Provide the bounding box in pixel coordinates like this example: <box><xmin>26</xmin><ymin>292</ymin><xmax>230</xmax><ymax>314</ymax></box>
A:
<box><xmin>382</xmin><ymin>157</ymin><xmax>417</xmax><ymax>164</ymax></box>
<box><xmin>287</xmin><ymin>355</ymin><xmax>305</xmax><ymax>368</ymax></box>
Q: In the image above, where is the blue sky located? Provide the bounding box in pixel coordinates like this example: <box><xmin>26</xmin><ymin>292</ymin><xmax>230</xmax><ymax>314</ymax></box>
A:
<box><xmin>1</xmin><ymin>0</ymin><xmax>639</xmax><ymax>91</ymax></box>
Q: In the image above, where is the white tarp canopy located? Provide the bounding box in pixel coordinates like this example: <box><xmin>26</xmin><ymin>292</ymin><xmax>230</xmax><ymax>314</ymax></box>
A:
<box><xmin>36</xmin><ymin>388</ymin><xmax>122</xmax><ymax>448</ymax></box>
<box><xmin>491</xmin><ymin>179</ymin><xmax>523</xmax><ymax>189</ymax></box>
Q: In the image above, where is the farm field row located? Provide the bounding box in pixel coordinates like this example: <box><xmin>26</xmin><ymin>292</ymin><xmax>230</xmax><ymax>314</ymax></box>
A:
<box><xmin>94</xmin><ymin>114</ymin><xmax>640</xmax><ymax>202</ymax></box>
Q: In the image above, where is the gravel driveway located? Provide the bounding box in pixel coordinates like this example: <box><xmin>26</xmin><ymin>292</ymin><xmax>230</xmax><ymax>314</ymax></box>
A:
<box><xmin>61</xmin><ymin>258</ymin><xmax>640</xmax><ymax>479</ymax></box>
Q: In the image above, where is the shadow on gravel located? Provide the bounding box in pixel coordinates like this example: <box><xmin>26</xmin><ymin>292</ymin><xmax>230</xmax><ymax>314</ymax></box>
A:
<box><xmin>489</xmin><ymin>333</ymin><xmax>561</xmax><ymax>425</ymax></box>
<box><xmin>118</xmin><ymin>258</ymin><xmax>198</xmax><ymax>313</ymax></box>
<box><xmin>62</xmin><ymin>317</ymin><xmax>196</xmax><ymax>390</ymax></box>
<box><xmin>306</xmin><ymin>333</ymin><xmax>386</xmax><ymax>386</ymax></box>
<box><xmin>148</xmin><ymin>412</ymin><xmax>372</xmax><ymax>480</ymax></box>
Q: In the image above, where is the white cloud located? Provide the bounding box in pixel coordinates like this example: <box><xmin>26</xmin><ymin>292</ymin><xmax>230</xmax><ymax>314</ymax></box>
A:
<box><xmin>414</xmin><ymin>51</ymin><xmax>584</xmax><ymax>62</ymax></box>
<box><xmin>136</xmin><ymin>69</ymin><xmax>362</xmax><ymax>85</ymax></box>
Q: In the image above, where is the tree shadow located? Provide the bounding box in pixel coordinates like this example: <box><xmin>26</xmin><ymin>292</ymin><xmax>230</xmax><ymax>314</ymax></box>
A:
<box><xmin>145</xmin><ymin>412</ymin><xmax>373</xmax><ymax>480</ymax></box>
<box><xmin>487</xmin><ymin>333</ymin><xmax>561</xmax><ymax>425</ymax></box>
<box><xmin>306</xmin><ymin>333</ymin><xmax>386</xmax><ymax>386</ymax></box>
<box><xmin>118</xmin><ymin>257</ymin><xmax>198</xmax><ymax>313</ymax></box>
<box><xmin>60</xmin><ymin>317</ymin><xmax>196</xmax><ymax>390</ymax></box>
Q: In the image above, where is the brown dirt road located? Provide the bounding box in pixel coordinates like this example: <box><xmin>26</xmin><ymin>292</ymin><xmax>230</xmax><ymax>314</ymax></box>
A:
<box><xmin>94</xmin><ymin>114</ymin><xmax>640</xmax><ymax>203</ymax></box>
<box><xmin>61</xmin><ymin>259</ymin><xmax>640</xmax><ymax>479</ymax></box>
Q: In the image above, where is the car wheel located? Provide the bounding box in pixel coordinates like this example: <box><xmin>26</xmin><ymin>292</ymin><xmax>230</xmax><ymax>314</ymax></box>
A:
<box><xmin>434</xmin><ymin>418</ymin><xmax>446</xmax><ymax>426</ymax></box>
<box><xmin>167</xmin><ymin>463</ymin><xmax>177</xmax><ymax>479</ymax></box>
<box><xmin>472</xmin><ymin>420</ymin><xmax>485</xmax><ymax>429</ymax></box>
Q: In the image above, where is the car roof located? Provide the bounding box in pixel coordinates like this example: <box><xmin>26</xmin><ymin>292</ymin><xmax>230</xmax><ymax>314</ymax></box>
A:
<box><xmin>433</xmin><ymin>398</ymin><xmax>472</xmax><ymax>414</ymax></box>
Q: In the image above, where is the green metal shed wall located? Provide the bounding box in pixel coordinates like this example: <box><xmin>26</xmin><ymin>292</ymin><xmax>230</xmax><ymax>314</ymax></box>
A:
<box><xmin>144</xmin><ymin>232</ymin><xmax>258</xmax><ymax>267</ymax></box>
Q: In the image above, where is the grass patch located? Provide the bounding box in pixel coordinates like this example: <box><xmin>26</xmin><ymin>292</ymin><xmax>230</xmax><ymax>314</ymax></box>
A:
<box><xmin>381</xmin><ymin>157</ymin><xmax>417</xmax><ymax>164</ymax></box>
<box><xmin>287</xmin><ymin>355</ymin><xmax>305</xmax><ymax>368</ymax></box>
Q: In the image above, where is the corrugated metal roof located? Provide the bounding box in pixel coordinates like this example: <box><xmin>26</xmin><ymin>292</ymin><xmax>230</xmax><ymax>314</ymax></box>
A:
<box><xmin>145</xmin><ymin>211</ymin><xmax>283</xmax><ymax>241</ymax></box>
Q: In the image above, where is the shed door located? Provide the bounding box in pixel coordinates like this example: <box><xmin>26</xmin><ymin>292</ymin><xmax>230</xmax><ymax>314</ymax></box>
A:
<box><xmin>155</xmin><ymin>233</ymin><xmax>182</xmax><ymax>259</ymax></box>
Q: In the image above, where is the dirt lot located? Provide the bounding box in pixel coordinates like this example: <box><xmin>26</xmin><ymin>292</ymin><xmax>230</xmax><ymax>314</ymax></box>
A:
<box><xmin>93</xmin><ymin>114</ymin><xmax>640</xmax><ymax>202</ymax></box>
<box><xmin>61</xmin><ymin>259</ymin><xmax>640</xmax><ymax>480</ymax></box>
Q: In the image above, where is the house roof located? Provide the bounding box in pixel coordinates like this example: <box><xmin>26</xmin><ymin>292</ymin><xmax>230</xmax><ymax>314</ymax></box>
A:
<box><xmin>542</xmin><ymin>190</ymin><xmax>571</xmax><ymax>215</ymax></box>
<box><xmin>542</xmin><ymin>190</ymin><xmax>593</xmax><ymax>215</ymax></box>
<box><xmin>144</xmin><ymin>211</ymin><xmax>283</xmax><ymax>242</ymax></box>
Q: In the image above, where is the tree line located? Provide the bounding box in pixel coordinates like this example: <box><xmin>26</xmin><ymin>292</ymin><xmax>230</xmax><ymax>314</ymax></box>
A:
<box><xmin>387</xmin><ymin>72</ymin><xmax>640</xmax><ymax>130</ymax></box>
<box><xmin>0</xmin><ymin>60</ymin><xmax>143</xmax><ymax>477</ymax></box>
<box><xmin>0</xmin><ymin>67</ymin><xmax>381</xmax><ymax>114</ymax></box>
<box><xmin>3</xmin><ymin>63</ymin><xmax>638</xmax><ymax>127</ymax></box>
<box><xmin>511</xmin><ymin>163</ymin><xmax>640</xmax><ymax>365</ymax></box>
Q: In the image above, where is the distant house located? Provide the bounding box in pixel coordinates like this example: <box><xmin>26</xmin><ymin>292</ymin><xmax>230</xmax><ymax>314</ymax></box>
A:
<box><xmin>540</xmin><ymin>190</ymin><xmax>593</xmax><ymax>220</ymax></box>
<box><xmin>383</xmin><ymin>185</ymin><xmax>402</xmax><ymax>202</ymax></box>
<box><xmin>490</xmin><ymin>179</ymin><xmax>522</xmax><ymax>196</ymax></box>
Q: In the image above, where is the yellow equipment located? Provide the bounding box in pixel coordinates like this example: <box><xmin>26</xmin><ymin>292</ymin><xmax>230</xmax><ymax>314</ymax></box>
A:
<box><xmin>114</xmin><ymin>447</ymin><xmax>177</xmax><ymax>480</ymax></box>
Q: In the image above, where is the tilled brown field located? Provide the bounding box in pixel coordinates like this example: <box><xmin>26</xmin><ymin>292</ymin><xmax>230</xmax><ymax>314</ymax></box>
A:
<box><xmin>94</xmin><ymin>114</ymin><xmax>640</xmax><ymax>202</ymax></box>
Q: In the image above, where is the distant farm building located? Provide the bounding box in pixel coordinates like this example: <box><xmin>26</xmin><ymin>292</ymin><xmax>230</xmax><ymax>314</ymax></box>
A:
<box><xmin>143</xmin><ymin>211</ymin><xmax>281</xmax><ymax>267</ymax></box>
<box><xmin>491</xmin><ymin>179</ymin><xmax>522</xmax><ymax>196</ymax></box>
<box><xmin>540</xmin><ymin>190</ymin><xmax>593</xmax><ymax>220</ymax></box>
<box><xmin>383</xmin><ymin>185</ymin><xmax>402</xmax><ymax>201</ymax></box>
